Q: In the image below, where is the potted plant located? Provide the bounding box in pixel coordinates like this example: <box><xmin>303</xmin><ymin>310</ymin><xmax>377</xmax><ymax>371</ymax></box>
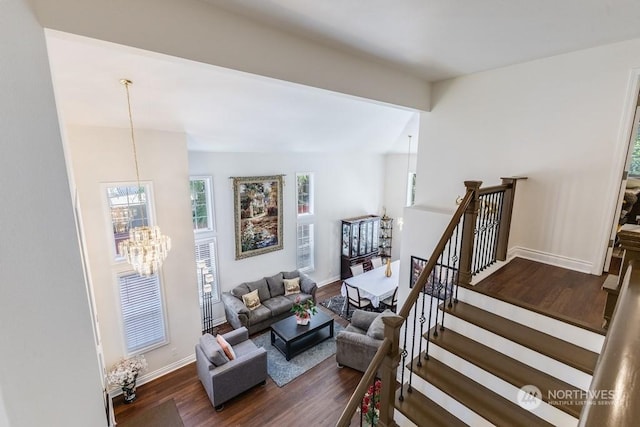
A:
<box><xmin>107</xmin><ymin>355</ymin><xmax>147</xmax><ymax>403</ymax></box>
<box><xmin>291</xmin><ymin>295</ymin><xmax>317</xmax><ymax>325</ymax></box>
<box><xmin>359</xmin><ymin>379</ymin><xmax>382</xmax><ymax>426</ymax></box>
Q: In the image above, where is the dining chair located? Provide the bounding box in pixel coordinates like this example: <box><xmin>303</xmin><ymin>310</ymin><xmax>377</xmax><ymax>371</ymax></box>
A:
<box><xmin>344</xmin><ymin>282</ymin><xmax>373</xmax><ymax>316</ymax></box>
<box><xmin>349</xmin><ymin>263</ymin><xmax>364</xmax><ymax>277</ymax></box>
<box><xmin>379</xmin><ymin>287</ymin><xmax>398</xmax><ymax>313</ymax></box>
<box><xmin>370</xmin><ymin>257</ymin><xmax>383</xmax><ymax>268</ymax></box>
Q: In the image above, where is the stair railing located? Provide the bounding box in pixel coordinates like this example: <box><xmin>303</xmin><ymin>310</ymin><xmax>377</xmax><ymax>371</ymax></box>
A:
<box><xmin>579</xmin><ymin>229</ymin><xmax>640</xmax><ymax>426</ymax></box>
<box><xmin>336</xmin><ymin>177</ymin><xmax>525</xmax><ymax>427</ymax></box>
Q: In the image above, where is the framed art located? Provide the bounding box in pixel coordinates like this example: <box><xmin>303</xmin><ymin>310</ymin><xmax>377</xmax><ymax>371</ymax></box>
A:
<box><xmin>409</xmin><ymin>255</ymin><xmax>457</xmax><ymax>300</ymax></box>
<box><xmin>233</xmin><ymin>175</ymin><xmax>283</xmax><ymax>259</ymax></box>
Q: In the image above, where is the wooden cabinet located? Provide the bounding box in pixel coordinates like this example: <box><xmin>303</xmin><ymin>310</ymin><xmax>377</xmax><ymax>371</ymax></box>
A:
<box><xmin>340</xmin><ymin>215</ymin><xmax>380</xmax><ymax>279</ymax></box>
<box><xmin>379</xmin><ymin>215</ymin><xmax>393</xmax><ymax>260</ymax></box>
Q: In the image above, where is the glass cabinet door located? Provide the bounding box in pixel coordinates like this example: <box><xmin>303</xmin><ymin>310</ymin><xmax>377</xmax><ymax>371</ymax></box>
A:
<box><xmin>366</xmin><ymin>221</ymin><xmax>373</xmax><ymax>253</ymax></box>
<box><xmin>351</xmin><ymin>223</ymin><xmax>360</xmax><ymax>257</ymax></box>
<box><xmin>359</xmin><ymin>222</ymin><xmax>367</xmax><ymax>255</ymax></box>
<box><xmin>373</xmin><ymin>219</ymin><xmax>380</xmax><ymax>250</ymax></box>
<box><xmin>342</xmin><ymin>223</ymin><xmax>350</xmax><ymax>256</ymax></box>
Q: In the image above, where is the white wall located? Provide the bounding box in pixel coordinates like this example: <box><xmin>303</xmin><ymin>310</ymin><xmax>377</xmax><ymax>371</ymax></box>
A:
<box><xmin>65</xmin><ymin>126</ymin><xmax>201</xmax><ymax>385</ymax></box>
<box><xmin>415</xmin><ymin>39</ymin><xmax>640</xmax><ymax>274</ymax></box>
<box><xmin>0</xmin><ymin>1</ymin><xmax>105</xmax><ymax>425</ymax></box>
<box><xmin>383</xmin><ymin>153</ymin><xmax>418</xmax><ymax>260</ymax></box>
<box><xmin>189</xmin><ymin>152</ymin><xmax>386</xmax><ymax>291</ymax></box>
<box><xmin>33</xmin><ymin>0</ymin><xmax>430</xmax><ymax>111</ymax></box>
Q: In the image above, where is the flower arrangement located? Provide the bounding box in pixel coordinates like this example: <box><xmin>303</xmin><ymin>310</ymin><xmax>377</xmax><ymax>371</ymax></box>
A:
<box><xmin>291</xmin><ymin>295</ymin><xmax>317</xmax><ymax>319</ymax></box>
<box><xmin>359</xmin><ymin>379</ymin><xmax>382</xmax><ymax>426</ymax></box>
<box><xmin>107</xmin><ymin>355</ymin><xmax>147</xmax><ymax>387</ymax></box>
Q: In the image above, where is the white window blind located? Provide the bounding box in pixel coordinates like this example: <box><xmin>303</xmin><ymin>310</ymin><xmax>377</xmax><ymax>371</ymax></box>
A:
<box><xmin>195</xmin><ymin>239</ymin><xmax>220</xmax><ymax>303</ymax></box>
<box><xmin>118</xmin><ymin>273</ymin><xmax>167</xmax><ymax>354</ymax></box>
<box><xmin>296</xmin><ymin>223</ymin><xmax>314</xmax><ymax>272</ymax></box>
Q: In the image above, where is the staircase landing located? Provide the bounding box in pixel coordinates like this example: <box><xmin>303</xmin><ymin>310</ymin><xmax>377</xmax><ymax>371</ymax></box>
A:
<box><xmin>471</xmin><ymin>257</ymin><xmax>607</xmax><ymax>333</ymax></box>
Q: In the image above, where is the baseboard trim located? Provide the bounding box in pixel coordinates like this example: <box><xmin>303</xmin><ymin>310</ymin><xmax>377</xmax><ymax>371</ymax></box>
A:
<box><xmin>508</xmin><ymin>246</ymin><xmax>593</xmax><ymax>274</ymax></box>
<box><xmin>108</xmin><ymin>353</ymin><xmax>195</xmax><ymax>397</ymax></box>
<box><xmin>318</xmin><ymin>275</ymin><xmax>341</xmax><ymax>287</ymax></box>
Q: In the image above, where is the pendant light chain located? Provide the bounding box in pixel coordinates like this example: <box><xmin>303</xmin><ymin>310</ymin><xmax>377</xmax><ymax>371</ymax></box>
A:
<box><xmin>121</xmin><ymin>79</ymin><xmax>142</xmax><ymax>196</ymax></box>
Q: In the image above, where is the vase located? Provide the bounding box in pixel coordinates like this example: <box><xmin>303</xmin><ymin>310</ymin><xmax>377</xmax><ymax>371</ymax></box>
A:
<box><xmin>122</xmin><ymin>377</ymin><xmax>137</xmax><ymax>404</ymax></box>
<box><xmin>385</xmin><ymin>259</ymin><xmax>392</xmax><ymax>277</ymax></box>
<box><xmin>295</xmin><ymin>314</ymin><xmax>310</xmax><ymax>325</ymax></box>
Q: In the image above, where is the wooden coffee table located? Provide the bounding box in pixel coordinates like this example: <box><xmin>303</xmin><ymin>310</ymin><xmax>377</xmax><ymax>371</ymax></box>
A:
<box><xmin>270</xmin><ymin>310</ymin><xmax>334</xmax><ymax>360</ymax></box>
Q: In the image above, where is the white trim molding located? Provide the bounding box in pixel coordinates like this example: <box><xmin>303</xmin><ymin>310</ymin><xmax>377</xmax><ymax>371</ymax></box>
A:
<box><xmin>108</xmin><ymin>353</ymin><xmax>195</xmax><ymax>397</ymax></box>
<box><xmin>508</xmin><ymin>246</ymin><xmax>593</xmax><ymax>274</ymax></box>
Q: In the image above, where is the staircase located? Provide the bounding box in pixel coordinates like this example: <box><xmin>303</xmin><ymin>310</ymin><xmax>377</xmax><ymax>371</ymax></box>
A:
<box><xmin>393</xmin><ymin>286</ymin><xmax>604</xmax><ymax>427</ymax></box>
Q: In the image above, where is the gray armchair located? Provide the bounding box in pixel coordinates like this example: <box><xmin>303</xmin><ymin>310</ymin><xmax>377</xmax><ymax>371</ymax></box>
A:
<box><xmin>336</xmin><ymin>309</ymin><xmax>392</xmax><ymax>372</ymax></box>
<box><xmin>195</xmin><ymin>327</ymin><xmax>267</xmax><ymax>411</ymax></box>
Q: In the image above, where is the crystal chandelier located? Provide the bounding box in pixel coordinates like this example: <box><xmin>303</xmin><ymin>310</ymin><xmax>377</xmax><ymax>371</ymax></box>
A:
<box><xmin>118</xmin><ymin>79</ymin><xmax>171</xmax><ymax>276</ymax></box>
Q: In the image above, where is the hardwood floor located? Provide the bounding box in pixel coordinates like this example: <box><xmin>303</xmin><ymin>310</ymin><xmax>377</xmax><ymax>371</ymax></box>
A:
<box><xmin>114</xmin><ymin>281</ymin><xmax>360</xmax><ymax>427</ymax></box>
<box><xmin>114</xmin><ymin>261</ymin><xmax>608</xmax><ymax>425</ymax></box>
<box><xmin>473</xmin><ymin>257</ymin><xmax>607</xmax><ymax>332</ymax></box>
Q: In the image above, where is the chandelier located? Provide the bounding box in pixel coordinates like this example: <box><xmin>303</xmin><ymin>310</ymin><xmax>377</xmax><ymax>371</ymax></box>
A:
<box><xmin>118</xmin><ymin>79</ymin><xmax>171</xmax><ymax>276</ymax></box>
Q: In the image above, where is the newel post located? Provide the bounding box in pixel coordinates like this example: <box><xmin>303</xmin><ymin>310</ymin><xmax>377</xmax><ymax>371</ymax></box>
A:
<box><xmin>495</xmin><ymin>177</ymin><xmax>526</xmax><ymax>261</ymax></box>
<box><xmin>378</xmin><ymin>315</ymin><xmax>404</xmax><ymax>427</ymax></box>
<box><xmin>459</xmin><ymin>181</ymin><xmax>482</xmax><ymax>285</ymax></box>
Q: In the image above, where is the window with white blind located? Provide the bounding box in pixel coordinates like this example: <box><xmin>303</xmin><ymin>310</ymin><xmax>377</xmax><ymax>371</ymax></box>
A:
<box><xmin>297</xmin><ymin>223</ymin><xmax>314</xmax><ymax>272</ymax></box>
<box><xmin>195</xmin><ymin>238</ymin><xmax>220</xmax><ymax>304</ymax></box>
<box><xmin>118</xmin><ymin>272</ymin><xmax>167</xmax><ymax>354</ymax></box>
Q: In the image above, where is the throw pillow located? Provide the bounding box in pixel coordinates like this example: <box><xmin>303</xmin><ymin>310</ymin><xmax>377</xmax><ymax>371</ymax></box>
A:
<box><xmin>242</xmin><ymin>289</ymin><xmax>261</xmax><ymax>310</ymax></box>
<box><xmin>199</xmin><ymin>333</ymin><xmax>229</xmax><ymax>366</ymax></box>
<box><xmin>216</xmin><ymin>334</ymin><xmax>236</xmax><ymax>361</ymax></box>
<box><xmin>266</xmin><ymin>272</ymin><xmax>285</xmax><ymax>297</ymax></box>
<box><xmin>366</xmin><ymin>309</ymin><xmax>395</xmax><ymax>340</ymax></box>
<box><xmin>284</xmin><ymin>277</ymin><xmax>301</xmax><ymax>296</ymax></box>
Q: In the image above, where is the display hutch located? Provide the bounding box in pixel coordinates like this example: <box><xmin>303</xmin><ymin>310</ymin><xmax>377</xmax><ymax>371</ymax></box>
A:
<box><xmin>340</xmin><ymin>215</ymin><xmax>380</xmax><ymax>279</ymax></box>
<box><xmin>378</xmin><ymin>215</ymin><xmax>393</xmax><ymax>260</ymax></box>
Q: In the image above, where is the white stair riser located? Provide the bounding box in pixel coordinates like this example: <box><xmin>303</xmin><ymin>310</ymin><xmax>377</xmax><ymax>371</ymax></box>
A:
<box><xmin>456</xmin><ymin>287</ymin><xmax>604</xmax><ymax>353</ymax></box>
<box><xmin>442</xmin><ymin>315</ymin><xmax>593</xmax><ymax>390</ymax></box>
<box><xmin>428</xmin><ymin>344</ymin><xmax>578</xmax><ymax>427</ymax></box>
<box><xmin>407</xmin><ymin>374</ymin><xmax>493</xmax><ymax>427</ymax></box>
<box><xmin>393</xmin><ymin>410</ymin><xmax>417</xmax><ymax>427</ymax></box>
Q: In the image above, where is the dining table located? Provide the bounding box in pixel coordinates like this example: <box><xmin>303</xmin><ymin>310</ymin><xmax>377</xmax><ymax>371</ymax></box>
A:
<box><xmin>341</xmin><ymin>260</ymin><xmax>400</xmax><ymax>309</ymax></box>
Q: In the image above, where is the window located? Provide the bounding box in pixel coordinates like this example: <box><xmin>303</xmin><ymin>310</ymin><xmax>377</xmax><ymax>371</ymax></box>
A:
<box><xmin>296</xmin><ymin>172</ymin><xmax>315</xmax><ymax>272</ymax></box>
<box><xmin>297</xmin><ymin>224</ymin><xmax>314</xmax><ymax>272</ymax></box>
<box><xmin>406</xmin><ymin>172</ymin><xmax>416</xmax><ymax>207</ymax></box>
<box><xmin>118</xmin><ymin>272</ymin><xmax>167</xmax><ymax>354</ymax></box>
<box><xmin>195</xmin><ymin>238</ymin><xmax>220</xmax><ymax>304</ymax></box>
<box><xmin>296</xmin><ymin>173</ymin><xmax>313</xmax><ymax>215</ymax></box>
<box><xmin>106</xmin><ymin>184</ymin><xmax>152</xmax><ymax>259</ymax></box>
<box><xmin>190</xmin><ymin>177</ymin><xmax>214</xmax><ymax>232</ymax></box>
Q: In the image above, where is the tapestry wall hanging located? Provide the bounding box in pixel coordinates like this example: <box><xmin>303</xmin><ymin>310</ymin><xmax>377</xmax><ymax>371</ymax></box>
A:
<box><xmin>233</xmin><ymin>175</ymin><xmax>283</xmax><ymax>259</ymax></box>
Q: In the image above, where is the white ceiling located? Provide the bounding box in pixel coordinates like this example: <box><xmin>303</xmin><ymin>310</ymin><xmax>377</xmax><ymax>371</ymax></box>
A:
<box><xmin>46</xmin><ymin>1</ymin><xmax>640</xmax><ymax>153</ymax></box>
<box><xmin>206</xmin><ymin>0</ymin><xmax>640</xmax><ymax>81</ymax></box>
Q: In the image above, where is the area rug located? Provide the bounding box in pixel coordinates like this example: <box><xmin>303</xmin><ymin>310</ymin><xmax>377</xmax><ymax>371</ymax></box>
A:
<box><xmin>252</xmin><ymin>323</ymin><xmax>344</xmax><ymax>387</ymax></box>
<box><xmin>320</xmin><ymin>295</ymin><xmax>352</xmax><ymax>321</ymax></box>
<box><xmin>117</xmin><ymin>398</ymin><xmax>184</xmax><ymax>427</ymax></box>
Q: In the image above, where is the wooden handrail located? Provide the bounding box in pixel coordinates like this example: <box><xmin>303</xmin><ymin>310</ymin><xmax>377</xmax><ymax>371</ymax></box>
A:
<box><xmin>578</xmin><ymin>262</ymin><xmax>640</xmax><ymax>426</ymax></box>
<box><xmin>336</xmin><ymin>338</ymin><xmax>392</xmax><ymax>427</ymax></box>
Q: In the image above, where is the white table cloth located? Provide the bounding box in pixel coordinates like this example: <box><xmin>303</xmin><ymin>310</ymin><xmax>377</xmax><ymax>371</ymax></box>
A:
<box><xmin>342</xmin><ymin>260</ymin><xmax>400</xmax><ymax>308</ymax></box>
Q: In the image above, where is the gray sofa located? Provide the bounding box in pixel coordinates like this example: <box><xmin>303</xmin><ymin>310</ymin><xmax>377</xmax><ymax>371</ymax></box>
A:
<box><xmin>336</xmin><ymin>309</ymin><xmax>394</xmax><ymax>372</ymax></box>
<box><xmin>195</xmin><ymin>327</ymin><xmax>267</xmax><ymax>411</ymax></box>
<box><xmin>222</xmin><ymin>270</ymin><xmax>317</xmax><ymax>335</ymax></box>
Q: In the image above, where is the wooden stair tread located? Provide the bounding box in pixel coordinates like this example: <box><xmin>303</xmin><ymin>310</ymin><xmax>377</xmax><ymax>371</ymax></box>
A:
<box><xmin>395</xmin><ymin>383</ymin><xmax>467</xmax><ymax>427</ymax></box>
<box><xmin>443</xmin><ymin>301</ymin><xmax>598</xmax><ymax>374</ymax></box>
<box><xmin>409</xmin><ymin>356</ymin><xmax>554</xmax><ymax>427</ymax></box>
<box><xmin>427</xmin><ymin>326</ymin><xmax>582</xmax><ymax>418</ymax></box>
